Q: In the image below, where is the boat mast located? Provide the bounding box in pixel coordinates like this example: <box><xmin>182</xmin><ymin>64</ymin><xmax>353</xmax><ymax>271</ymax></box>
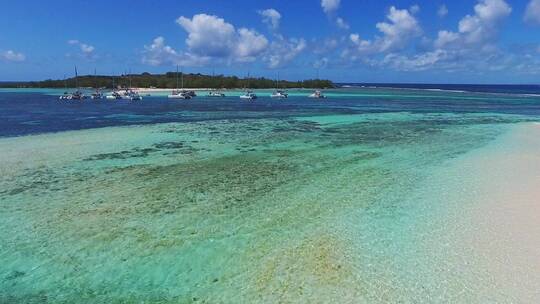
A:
<box><xmin>181</xmin><ymin>67</ymin><xmax>184</xmax><ymax>89</ymax></box>
<box><xmin>74</xmin><ymin>66</ymin><xmax>79</xmax><ymax>90</ymax></box>
<box><xmin>176</xmin><ymin>65</ymin><xmax>179</xmax><ymax>90</ymax></box>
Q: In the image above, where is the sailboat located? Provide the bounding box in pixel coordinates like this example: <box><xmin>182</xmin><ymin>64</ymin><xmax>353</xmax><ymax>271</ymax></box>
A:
<box><xmin>123</xmin><ymin>70</ymin><xmax>142</xmax><ymax>101</ymax></box>
<box><xmin>308</xmin><ymin>68</ymin><xmax>326</xmax><ymax>99</ymax></box>
<box><xmin>106</xmin><ymin>74</ymin><xmax>122</xmax><ymax>100</ymax></box>
<box><xmin>91</xmin><ymin>69</ymin><xmax>103</xmax><ymax>100</ymax></box>
<box><xmin>270</xmin><ymin>73</ymin><xmax>288</xmax><ymax>98</ymax></box>
<box><xmin>207</xmin><ymin>69</ymin><xmax>226</xmax><ymax>97</ymax></box>
<box><xmin>59</xmin><ymin>66</ymin><xmax>84</xmax><ymax>101</ymax></box>
<box><xmin>168</xmin><ymin>65</ymin><xmax>191</xmax><ymax>99</ymax></box>
<box><xmin>240</xmin><ymin>72</ymin><xmax>257</xmax><ymax>100</ymax></box>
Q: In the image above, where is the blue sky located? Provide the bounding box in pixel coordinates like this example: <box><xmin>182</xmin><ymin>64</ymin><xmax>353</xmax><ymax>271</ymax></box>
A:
<box><xmin>1</xmin><ymin>0</ymin><xmax>540</xmax><ymax>83</ymax></box>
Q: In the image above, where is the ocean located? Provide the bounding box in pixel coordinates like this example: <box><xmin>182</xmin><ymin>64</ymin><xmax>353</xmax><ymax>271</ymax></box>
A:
<box><xmin>1</xmin><ymin>86</ymin><xmax>539</xmax><ymax>302</ymax></box>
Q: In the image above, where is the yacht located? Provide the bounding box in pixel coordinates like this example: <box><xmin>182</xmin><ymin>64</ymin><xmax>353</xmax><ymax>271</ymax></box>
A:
<box><xmin>270</xmin><ymin>89</ymin><xmax>288</xmax><ymax>98</ymax></box>
<box><xmin>240</xmin><ymin>90</ymin><xmax>257</xmax><ymax>100</ymax></box>
<box><xmin>58</xmin><ymin>67</ymin><xmax>85</xmax><ymax>101</ymax></box>
<box><xmin>270</xmin><ymin>73</ymin><xmax>288</xmax><ymax>98</ymax></box>
<box><xmin>308</xmin><ymin>90</ymin><xmax>326</xmax><ymax>99</ymax></box>
<box><xmin>125</xmin><ymin>89</ymin><xmax>142</xmax><ymax>101</ymax></box>
<box><xmin>168</xmin><ymin>65</ymin><xmax>191</xmax><ymax>99</ymax></box>
<box><xmin>91</xmin><ymin>89</ymin><xmax>104</xmax><ymax>100</ymax></box>
<box><xmin>106</xmin><ymin>91</ymin><xmax>122</xmax><ymax>100</ymax></box>
<box><xmin>240</xmin><ymin>72</ymin><xmax>257</xmax><ymax>100</ymax></box>
<box><xmin>207</xmin><ymin>90</ymin><xmax>226</xmax><ymax>97</ymax></box>
<box><xmin>168</xmin><ymin>89</ymin><xmax>191</xmax><ymax>99</ymax></box>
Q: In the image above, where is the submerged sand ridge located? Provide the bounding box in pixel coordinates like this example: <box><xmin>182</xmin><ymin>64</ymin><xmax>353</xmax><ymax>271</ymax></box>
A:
<box><xmin>0</xmin><ymin>114</ymin><xmax>538</xmax><ymax>302</ymax></box>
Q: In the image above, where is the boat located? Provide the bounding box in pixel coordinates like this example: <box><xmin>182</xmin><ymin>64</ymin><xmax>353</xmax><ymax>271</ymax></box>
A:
<box><xmin>270</xmin><ymin>89</ymin><xmax>288</xmax><ymax>98</ymax></box>
<box><xmin>124</xmin><ymin>71</ymin><xmax>142</xmax><ymax>101</ymax></box>
<box><xmin>240</xmin><ymin>90</ymin><xmax>257</xmax><ymax>100</ymax></box>
<box><xmin>168</xmin><ymin>66</ymin><xmax>191</xmax><ymax>99</ymax></box>
<box><xmin>207</xmin><ymin>69</ymin><xmax>226</xmax><ymax>97</ymax></box>
<box><xmin>207</xmin><ymin>90</ymin><xmax>225</xmax><ymax>97</ymax></box>
<box><xmin>168</xmin><ymin>89</ymin><xmax>191</xmax><ymax>99</ymax></box>
<box><xmin>308</xmin><ymin>90</ymin><xmax>326</xmax><ymax>99</ymax></box>
<box><xmin>240</xmin><ymin>72</ymin><xmax>257</xmax><ymax>100</ymax></box>
<box><xmin>106</xmin><ymin>91</ymin><xmax>122</xmax><ymax>100</ymax></box>
<box><xmin>90</xmin><ymin>69</ymin><xmax>103</xmax><ymax>99</ymax></box>
<box><xmin>59</xmin><ymin>67</ymin><xmax>85</xmax><ymax>101</ymax></box>
<box><xmin>270</xmin><ymin>73</ymin><xmax>288</xmax><ymax>98</ymax></box>
<box><xmin>105</xmin><ymin>75</ymin><xmax>123</xmax><ymax>100</ymax></box>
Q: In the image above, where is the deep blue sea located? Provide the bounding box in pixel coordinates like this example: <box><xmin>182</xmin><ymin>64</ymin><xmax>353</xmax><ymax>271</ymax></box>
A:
<box><xmin>1</xmin><ymin>86</ymin><xmax>539</xmax><ymax>137</ymax></box>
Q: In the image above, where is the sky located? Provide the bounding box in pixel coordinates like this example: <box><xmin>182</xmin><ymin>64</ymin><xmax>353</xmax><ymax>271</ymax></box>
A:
<box><xmin>1</xmin><ymin>0</ymin><xmax>540</xmax><ymax>83</ymax></box>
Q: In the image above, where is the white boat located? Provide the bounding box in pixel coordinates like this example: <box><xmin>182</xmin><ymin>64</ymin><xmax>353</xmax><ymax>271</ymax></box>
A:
<box><xmin>240</xmin><ymin>72</ymin><xmax>257</xmax><ymax>100</ymax></box>
<box><xmin>126</xmin><ymin>89</ymin><xmax>142</xmax><ymax>101</ymax></box>
<box><xmin>270</xmin><ymin>73</ymin><xmax>288</xmax><ymax>98</ymax></box>
<box><xmin>168</xmin><ymin>65</ymin><xmax>192</xmax><ymax>99</ymax></box>
<box><xmin>59</xmin><ymin>67</ymin><xmax>85</xmax><ymax>101</ymax></box>
<box><xmin>308</xmin><ymin>90</ymin><xmax>326</xmax><ymax>99</ymax></box>
<box><xmin>270</xmin><ymin>90</ymin><xmax>288</xmax><ymax>98</ymax></box>
<box><xmin>168</xmin><ymin>89</ymin><xmax>191</xmax><ymax>99</ymax></box>
<box><xmin>240</xmin><ymin>90</ymin><xmax>257</xmax><ymax>100</ymax></box>
<box><xmin>207</xmin><ymin>90</ymin><xmax>225</xmax><ymax>97</ymax></box>
<box><xmin>91</xmin><ymin>90</ymin><xmax>103</xmax><ymax>100</ymax></box>
<box><xmin>106</xmin><ymin>91</ymin><xmax>122</xmax><ymax>100</ymax></box>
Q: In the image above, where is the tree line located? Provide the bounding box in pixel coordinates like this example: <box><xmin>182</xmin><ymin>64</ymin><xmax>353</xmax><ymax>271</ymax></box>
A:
<box><xmin>0</xmin><ymin>72</ymin><xmax>334</xmax><ymax>89</ymax></box>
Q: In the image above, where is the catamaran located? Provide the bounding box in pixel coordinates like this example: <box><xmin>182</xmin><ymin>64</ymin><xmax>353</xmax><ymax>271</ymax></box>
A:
<box><xmin>308</xmin><ymin>90</ymin><xmax>326</xmax><ymax>99</ymax></box>
<box><xmin>168</xmin><ymin>65</ymin><xmax>191</xmax><ymax>99</ymax></box>
<box><xmin>90</xmin><ymin>69</ymin><xmax>103</xmax><ymax>100</ymax></box>
<box><xmin>270</xmin><ymin>73</ymin><xmax>288</xmax><ymax>98</ymax></box>
<box><xmin>123</xmin><ymin>71</ymin><xmax>142</xmax><ymax>101</ymax></box>
<box><xmin>207</xmin><ymin>69</ymin><xmax>226</xmax><ymax>97</ymax></box>
<box><xmin>59</xmin><ymin>67</ymin><xmax>84</xmax><ymax>101</ymax></box>
<box><xmin>240</xmin><ymin>72</ymin><xmax>257</xmax><ymax>100</ymax></box>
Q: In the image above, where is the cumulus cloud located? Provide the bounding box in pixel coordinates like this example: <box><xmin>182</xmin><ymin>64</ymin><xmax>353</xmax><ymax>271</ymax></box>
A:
<box><xmin>433</xmin><ymin>0</ymin><xmax>511</xmax><ymax>50</ymax></box>
<box><xmin>524</xmin><ymin>0</ymin><xmax>540</xmax><ymax>25</ymax></box>
<box><xmin>176</xmin><ymin>14</ymin><xmax>268</xmax><ymax>62</ymax></box>
<box><xmin>348</xmin><ymin>6</ymin><xmax>422</xmax><ymax>55</ymax></box>
<box><xmin>1</xmin><ymin>50</ymin><xmax>25</xmax><ymax>62</ymax></box>
<box><xmin>321</xmin><ymin>0</ymin><xmax>340</xmax><ymax>15</ymax></box>
<box><xmin>258</xmin><ymin>8</ymin><xmax>281</xmax><ymax>30</ymax></box>
<box><xmin>379</xmin><ymin>0</ymin><xmax>513</xmax><ymax>72</ymax></box>
<box><xmin>438</xmin><ymin>5</ymin><xmax>449</xmax><ymax>18</ymax></box>
<box><xmin>264</xmin><ymin>37</ymin><xmax>306</xmax><ymax>68</ymax></box>
<box><xmin>142</xmin><ymin>36</ymin><xmax>210</xmax><ymax>67</ymax></box>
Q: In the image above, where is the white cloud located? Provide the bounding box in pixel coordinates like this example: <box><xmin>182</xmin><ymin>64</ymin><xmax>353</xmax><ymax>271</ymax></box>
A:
<box><xmin>1</xmin><ymin>50</ymin><xmax>25</xmax><ymax>62</ymax></box>
<box><xmin>265</xmin><ymin>37</ymin><xmax>306</xmax><ymax>68</ymax></box>
<box><xmin>321</xmin><ymin>0</ymin><xmax>340</xmax><ymax>15</ymax></box>
<box><xmin>348</xmin><ymin>6</ymin><xmax>421</xmax><ymax>55</ymax></box>
<box><xmin>434</xmin><ymin>30</ymin><xmax>460</xmax><ymax>49</ymax></box>
<box><xmin>438</xmin><ymin>5</ymin><xmax>449</xmax><ymax>18</ymax></box>
<box><xmin>525</xmin><ymin>0</ymin><xmax>540</xmax><ymax>25</ymax></box>
<box><xmin>258</xmin><ymin>8</ymin><xmax>281</xmax><ymax>30</ymax></box>
<box><xmin>434</xmin><ymin>0</ymin><xmax>511</xmax><ymax>50</ymax></box>
<box><xmin>142</xmin><ymin>36</ymin><xmax>210</xmax><ymax>67</ymax></box>
<box><xmin>382</xmin><ymin>50</ymin><xmax>451</xmax><ymax>71</ymax></box>
<box><xmin>336</xmin><ymin>17</ymin><xmax>349</xmax><ymax>30</ymax></box>
<box><xmin>376</xmin><ymin>6</ymin><xmax>422</xmax><ymax>51</ymax></box>
<box><xmin>410</xmin><ymin>4</ymin><xmax>420</xmax><ymax>14</ymax></box>
<box><xmin>176</xmin><ymin>14</ymin><xmax>268</xmax><ymax>62</ymax></box>
<box><xmin>236</xmin><ymin>28</ymin><xmax>269</xmax><ymax>62</ymax></box>
<box><xmin>67</xmin><ymin>39</ymin><xmax>95</xmax><ymax>57</ymax></box>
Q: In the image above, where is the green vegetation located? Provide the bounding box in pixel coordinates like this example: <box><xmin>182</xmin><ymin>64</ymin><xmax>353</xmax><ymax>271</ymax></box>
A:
<box><xmin>0</xmin><ymin>72</ymin><xmax>334</xmax><ymax>89</ymax></box>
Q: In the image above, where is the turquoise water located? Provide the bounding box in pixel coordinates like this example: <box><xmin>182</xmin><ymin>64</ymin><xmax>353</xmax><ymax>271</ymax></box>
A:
<box><xmin>1</xmin><ymin>88</ymin><xmax>539</xmax><ymax>302</ymax></box>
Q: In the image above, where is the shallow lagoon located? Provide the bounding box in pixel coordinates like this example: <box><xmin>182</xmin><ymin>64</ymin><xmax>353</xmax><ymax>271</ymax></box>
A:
<box><xmin>1</xmin><ymin>88</ymin><xmax>539</xmax><ymax>302</ymax></box>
